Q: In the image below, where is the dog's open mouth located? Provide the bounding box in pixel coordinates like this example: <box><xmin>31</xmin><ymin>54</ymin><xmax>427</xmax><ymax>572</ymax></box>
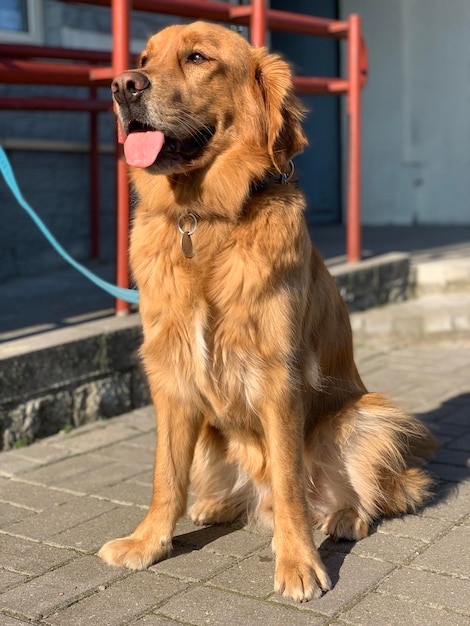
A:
<box><xmin>123</xmin><ymin>120</ymin><xmax>215</xmax><ymax>169</ymax></box>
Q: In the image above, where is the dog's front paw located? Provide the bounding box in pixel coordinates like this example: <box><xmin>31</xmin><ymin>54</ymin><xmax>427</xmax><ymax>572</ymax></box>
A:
<box><xmin>98</xmin><ymin>534</ymin><xmax>172</xmax><ymax>570</ymax></box>
<box><xmin>274</xmin><ymin>556</ymin><xmax>331</xmax><ymax>602</ymax></box>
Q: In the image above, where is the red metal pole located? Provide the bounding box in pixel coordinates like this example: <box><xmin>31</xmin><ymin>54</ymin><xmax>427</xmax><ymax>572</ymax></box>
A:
<box><xmin>90</xmin><ymin>86</ymin><xmax>100</xmax><ymax>260</ymax></box>
<box><xmin>346</xmin><ymin>14</ymin><xmax>362</xmax><ymax>263</ymax></box>
<box><xmin>250</xmin><ymin>0</ymin><xmax>267</xmax><ymax>47</ymax></box>
<box><xmin>112</xmin><ymin>0</ymin><xmax>131</xmax><ymax>314</ymax></box>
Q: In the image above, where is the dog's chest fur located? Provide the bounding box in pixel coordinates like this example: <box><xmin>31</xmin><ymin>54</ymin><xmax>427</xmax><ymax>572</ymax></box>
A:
<box><xmin>131</xmin><ymin>204</ymin><xmax>305</xmax><ymax>427</ymax></box>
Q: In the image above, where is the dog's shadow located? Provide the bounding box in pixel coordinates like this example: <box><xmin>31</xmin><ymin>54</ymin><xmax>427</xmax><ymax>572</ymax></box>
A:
<box><xmin>316</xmin><ymin>391</ymin><xmax>470</xmax><ymax>589</ymax></box>
<box><xmin>318</xmin><ymin>537</ymin><xmax>355</xmax><ymax>589</ymax></box>
<box><xmin>171</xmin><ymin>521</ymin><xmax>354</xmax><ymax>592</ymax></box>
<box><xmin>172</xmin><ymin>521</ymin><xmax>245</xmax><ymax>555</ymax></box>
<box><xmin>415</xmin><ymin>391</ymin><xmax>470</xmax><ymax>498</ymax></box>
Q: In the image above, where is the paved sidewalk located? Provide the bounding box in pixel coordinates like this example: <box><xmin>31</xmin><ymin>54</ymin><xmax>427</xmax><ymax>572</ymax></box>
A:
<box><xmin>0</xmin><ymin>332</ymin><xmax>469</xmax><ymax>625</ymax></box>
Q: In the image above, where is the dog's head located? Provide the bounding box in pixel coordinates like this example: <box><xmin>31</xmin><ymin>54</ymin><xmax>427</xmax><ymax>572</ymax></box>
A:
<box><xmin>112</xmin><ymin>21</ymin><xmax>307</xmax><ymax>178</ymax></box>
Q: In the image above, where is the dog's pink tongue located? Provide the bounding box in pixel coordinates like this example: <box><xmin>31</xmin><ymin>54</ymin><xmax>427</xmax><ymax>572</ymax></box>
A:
<box><xmin>123</xmin><ymin>130</ymin><xmax>165</xmax><ymax>168</ymax></box>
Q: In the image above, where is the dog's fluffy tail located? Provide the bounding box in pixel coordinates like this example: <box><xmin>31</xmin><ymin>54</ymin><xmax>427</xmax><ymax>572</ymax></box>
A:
<box><xmin>307</xmin><ymin>392</ymin><xmax>438</xmax><ymax>538</ymax></box>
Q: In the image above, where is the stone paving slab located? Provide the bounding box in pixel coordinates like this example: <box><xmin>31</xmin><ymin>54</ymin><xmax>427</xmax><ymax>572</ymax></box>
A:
<box><xmin>48</xmin><ymin>504</ymin><xmax>146</xmax><ymax>554</ymax></box>
<box><xmin>159</xmin><ymin>586</ymin><xmax>327</xmax><ymax>626</ymax></box>
<box><xmin>377</xmin><ymin>567</ymin><xmax>470</xmax><ymax>616</ymax></box>
<box><xmin>3</xmin><ymin>496</ymin><xmax>116</xmax><ymax>542</ymax></box>
<box><xmin>271</xmin><ymin>552</ymin><xmax>395</xmax><ymax>617</ymax></box>
<box><xmin>0</xmin><ymin>616</ymin><xmax>32</xmax><ymax>626</ymax></box>
<box><xmin>0</xmin><ymin>534</ymin><xmax>75</xmax><ymax>576</ymax></box>
<box><xmin>0</xmin><ymin>331</ymin><xmax>469</xmax><ymax>625</ymax></box>
<box><xmin>46</xmin><ymin>571</ymin><xmax>189</xmax><ymax>626</ymax></box>
<box><xmin>338</xmin><ymin>591</ymin><xmax>470</xmax><ymax>626</ymax></box>
<box><xmin>0</xmin><ymin>570</ymin><xmax>27</xmax><ymax>595</ymax></box>
<box><xmin>0</xmin><ymin>555</ymin><xmax>127</xmax><ymax>622</ymax></box>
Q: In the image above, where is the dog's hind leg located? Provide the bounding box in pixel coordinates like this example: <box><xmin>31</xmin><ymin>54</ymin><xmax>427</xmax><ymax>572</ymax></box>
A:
<box><xmin>307</xmin><ymin>392</ymin><xmax>437</xmax><ymax>541</ymax></box>
<box><xmin>189</xmin><ymin>422</ymin><xmax>255</xmax><ymax>525</ymax></box>
<box><xmin>306</xmin><ymin>458</ymin><xmax>372</xmax><ymax>541</ymax></box>
<box><xmin>312</xmin><ymin>507</ymin><xmax>370</xmax><ymax>541</ymax></box>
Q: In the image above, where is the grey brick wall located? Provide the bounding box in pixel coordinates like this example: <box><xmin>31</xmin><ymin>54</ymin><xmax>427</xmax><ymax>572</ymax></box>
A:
<box><xmin>1</xmin><ymin>141</ymin><xmax>116</xmax><ymax>280</ymax></box>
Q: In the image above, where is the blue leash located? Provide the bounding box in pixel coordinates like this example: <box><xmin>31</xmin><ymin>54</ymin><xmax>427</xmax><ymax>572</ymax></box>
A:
<box><xmin>0</xmin><ymin>146</ymin><xmax>139</xmax><ymax>305</ymax></box>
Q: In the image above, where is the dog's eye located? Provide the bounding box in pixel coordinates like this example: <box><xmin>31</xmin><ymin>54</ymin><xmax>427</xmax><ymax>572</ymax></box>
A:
<box><xmin>140</xmin><ymin>55</ymin><xmax>148</xmax><ymax>68</ymax></box>
<box><xmin>187</xmin><ymin>52</ymin><xmax>206</xmax><ymax>64</ymax></box>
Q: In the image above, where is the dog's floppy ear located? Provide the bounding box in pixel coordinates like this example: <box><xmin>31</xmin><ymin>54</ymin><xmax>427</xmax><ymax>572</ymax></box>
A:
<box><xmin>254</xmin><ymin>49</ymin><xmax>308</xmax><ymax>172</ymax></box>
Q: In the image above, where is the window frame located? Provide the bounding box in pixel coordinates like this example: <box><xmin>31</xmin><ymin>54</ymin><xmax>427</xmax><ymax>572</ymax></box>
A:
<box><xmin>0</xmin><ymin>0</ymin><xmax>43</xmax><ymax>45</ymax></box>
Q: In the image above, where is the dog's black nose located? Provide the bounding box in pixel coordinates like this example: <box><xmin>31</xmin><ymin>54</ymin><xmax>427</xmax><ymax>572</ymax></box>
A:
<box><xmin>112</xmin><ymin>71</ymin><xmax>150</xmax><ymax>104</ymax></box>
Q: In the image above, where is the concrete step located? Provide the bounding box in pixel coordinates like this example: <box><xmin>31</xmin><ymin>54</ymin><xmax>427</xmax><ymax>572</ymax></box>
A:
<box><xmin>413</xmin><ymin>257</ymin><xmax>470</xmax><ymax>295</ymax></box>
<box><xmin>351</xmin><ymin>291</ymin><xmax>470</xmax><ymax>344</ymax></box>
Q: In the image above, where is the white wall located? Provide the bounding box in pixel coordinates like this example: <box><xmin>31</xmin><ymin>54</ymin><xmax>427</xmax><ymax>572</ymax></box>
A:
<box><xmin>341</xmin><ymin>0</ymin><xmax>470</xmax><ymax>225</ymax></box>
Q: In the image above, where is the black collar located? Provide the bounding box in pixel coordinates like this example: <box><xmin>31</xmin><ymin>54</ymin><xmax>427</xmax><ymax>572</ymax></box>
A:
<box><xmin>250</xmin><ymin>160</ymin><xmax>295</xmax><ymax>193</ymax></box>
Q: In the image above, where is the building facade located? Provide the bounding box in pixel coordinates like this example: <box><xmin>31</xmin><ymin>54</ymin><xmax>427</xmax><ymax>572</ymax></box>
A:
<box><xmin>341</xmin><ymin>0</ymin><xmax>470</xmax><ymax>226</ymax></box>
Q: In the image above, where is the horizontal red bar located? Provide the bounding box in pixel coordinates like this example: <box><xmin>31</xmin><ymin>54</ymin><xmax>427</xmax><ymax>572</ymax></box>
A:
<box><xmin>60</xmin><ymin>0</ymin><xmax>231</xmax><ymax>21</ymax></box>
<box><xmin>227</xmin><ymin>7</ymin><xmax>350</xmax><ymax>38</ymax></box>
<box><xmin>89</xmin><ymin>66</ymin><xmax>115</xmax><ymax>82</ymax></box>
<box><xmin>0</xmin><ymin>89</ymin><xmax>349</xmax><ymax>108</ymax></box>
<box><xmin>0</xmin><ymin>65</ymin><xmax>362</xmax><ymax>96</ymax></box>
<box><xmin>0</xmin><ymin>43</ymin><xmax>110</xmax><ymax>63</ymax></box>
<box><xmin>292</xmin><ymin>76</ymin><xmax>349</xmax><ymax>95</ymax></box>
<box><xmin>0</xmin><ymin>59</ymin><xmax>100</xmax><ymax>86</ymax></box>
<box><xmin>136</xmin><ymin>0</ymin><xmax>231</xmax><ymax>20</ymax></box>
<box><xmin>0</xmin><ymin>96</ymin><xmax>110</xmax><ymax>111</ymax></box>
<box><xmin>267</xmin><ymin>10</ymin><xmax>348</xmax><ymax>37</ymax></box>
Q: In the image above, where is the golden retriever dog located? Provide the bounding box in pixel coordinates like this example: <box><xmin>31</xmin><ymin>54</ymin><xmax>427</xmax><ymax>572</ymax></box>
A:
<box><xmin>99</xmin><ymin>21</ymin><xmax>437</xmax><ymax>602</ymax></box>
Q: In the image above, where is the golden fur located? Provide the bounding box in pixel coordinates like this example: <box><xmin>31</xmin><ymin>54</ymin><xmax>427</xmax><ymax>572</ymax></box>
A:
<box><xmin>99</xmin><ymin>22</ymin><xmax>437</xmax><ymax>602</ymax></box>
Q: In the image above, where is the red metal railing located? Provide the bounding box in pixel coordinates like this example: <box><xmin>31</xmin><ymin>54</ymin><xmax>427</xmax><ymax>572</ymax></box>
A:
<box><xmin>0</xmin><ymin>0</ymin><xmax>367</xmax><ymax>315</ymax></box>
